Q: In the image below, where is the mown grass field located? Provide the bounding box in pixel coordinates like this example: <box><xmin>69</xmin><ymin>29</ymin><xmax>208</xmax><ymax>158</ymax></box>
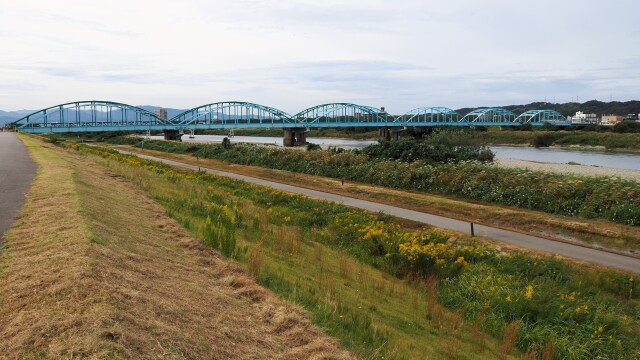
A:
<box><xmin>0</xmin><ymin>135</ymin><xmax>352</xmax><ymax>358</ymax></box>
<box><xmin>74</xmin><ymin>142</ymin><xmax>640</xmax><ymax>359</ymax></box>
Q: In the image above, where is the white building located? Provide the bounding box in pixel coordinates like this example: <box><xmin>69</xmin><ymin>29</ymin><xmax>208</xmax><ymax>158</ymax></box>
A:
<box><xmin>569</xmin><ymin>111</ymin><xmax>599</xmax><ymax>124</ymax></box>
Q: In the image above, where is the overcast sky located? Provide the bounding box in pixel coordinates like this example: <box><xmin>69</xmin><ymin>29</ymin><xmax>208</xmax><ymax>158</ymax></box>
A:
<box><xmin>1</xmin><ymin>0</ymin><xmax>639</xmax><ymax>113</ymax></box>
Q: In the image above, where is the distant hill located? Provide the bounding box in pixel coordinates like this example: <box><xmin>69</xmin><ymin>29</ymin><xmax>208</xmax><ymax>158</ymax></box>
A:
<box><xmin>0</xmin><ymin>110</ymin><xmax>35</xmax><ymax>125</ymax></box>
<box><xmin>456</xmin><ymin>100</ymin><xmax>640</xmax><ymax>117</ymax></box>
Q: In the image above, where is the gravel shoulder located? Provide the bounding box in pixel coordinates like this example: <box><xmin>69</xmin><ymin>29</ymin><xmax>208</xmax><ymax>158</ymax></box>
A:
<box><xmin>496</xmin><ymin>158</ymin><xmax>640</xmax><ymax>182</ymax></box>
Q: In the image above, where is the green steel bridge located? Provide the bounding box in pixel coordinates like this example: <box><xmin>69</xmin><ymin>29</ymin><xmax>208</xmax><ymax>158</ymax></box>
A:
<box><xmin>10</xmin><ymin>101</ymin><xmax>576</xmax><ymax>144</ymax></box>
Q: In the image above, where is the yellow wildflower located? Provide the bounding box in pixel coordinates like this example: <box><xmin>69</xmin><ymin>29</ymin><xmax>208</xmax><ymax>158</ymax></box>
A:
<box><xmin>524</xmin><ymin>285</ymin><xmax>534</xmax><ymax>300</ymax></box>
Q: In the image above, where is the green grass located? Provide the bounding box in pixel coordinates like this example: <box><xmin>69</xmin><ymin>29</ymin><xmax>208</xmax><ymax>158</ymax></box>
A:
<box><xmin>106</xmin><ymin>138</ymin><xmax>640</xmax><ymax>226</ymax></box>
<box><xmin>72</xmin><ymin>143</ymin><xmax>640</xmax><ymax>359</ymax></box>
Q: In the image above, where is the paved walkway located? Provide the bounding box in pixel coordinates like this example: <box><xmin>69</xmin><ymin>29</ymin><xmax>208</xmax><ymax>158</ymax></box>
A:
<box><xmin>119</xmin><ymin>150</ymin><xmax>640</xmax><ymax>274</ymax></box>
<box><xmin>0</xmin><ymin>133</ymin><xmax>37</xmax><ymax>250</ymax></box>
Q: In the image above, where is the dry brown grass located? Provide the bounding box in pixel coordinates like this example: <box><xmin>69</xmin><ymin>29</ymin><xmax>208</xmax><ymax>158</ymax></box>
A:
<box><xmin>339</xmin><ymin>257</ymin><xmax>353</xmax><ymax>281</ymax></box>
<box><xmin>499</xmin><ymin>320</ymin><xmax>521</xmax><ymax>358</ymax></box>
<box><xmin>247</xmin><ymin>242</ymin><xmax>264</xmax><ymax>278</ymax></box>
<box><xmin>542</xmin><ymin>340</ymin><xmax>554</xmax><ymax>360</ymax></box>
<box><xmin>0</xmin><ymin>136</ymin><xmax>353</xmax><ymax>359</ymax></box>
<box><xmin>471</xmin><ymin>316</ymin><xmax>486</xmax><ymax>353</ymax></box>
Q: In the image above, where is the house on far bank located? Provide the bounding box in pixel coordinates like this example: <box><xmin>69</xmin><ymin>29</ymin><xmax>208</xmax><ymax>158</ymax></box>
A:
<box><xmin>569</xmin><ymin>111</ymin><xmax>599</xmax><ymax>124</ymax></box>
<box><xmin>624</xmin><ymin>113</ymin><xmax>640</xmax><ymax>121</ymax></box>
<box><xmin>601</xmin><ymin>114</ymin><xmax>625</xmax><ymax>126</ymax></box>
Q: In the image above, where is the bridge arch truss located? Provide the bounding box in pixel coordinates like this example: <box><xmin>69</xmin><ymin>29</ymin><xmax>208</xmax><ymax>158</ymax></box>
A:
<box><xmin>397</xmin><ymin>107</ymin><xmax>462</xmax><ymax>125</ymax></box>
<box><xmin>170</xmin><ymin>102</ymin><xmax>295</xmax><ymax>128</ymax></box>
<box><xmin>514</xmin><ymin>110</ymin><xmax>568</xmax><ymax>125</ymax></box>
<box><xmin>461</xmin><ymin>108</ymin><xmax>517</xmax><ymax>124</ymax></box>
<box><xmin>294</xmin><ymin>103</ymin><xmax>392</xmax><ymax>127</ymax></box>
<box><xmin>11</xmin><ymin>101</ymin><xmax>165</xmax><ymax>132</ymax></box>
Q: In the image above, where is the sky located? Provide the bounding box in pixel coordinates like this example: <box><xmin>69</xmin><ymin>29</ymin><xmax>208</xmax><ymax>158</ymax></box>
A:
<box><xmin>1</xmin><ymin>0</ymin><xmax>639</xmax><ymax>114</ymax></box>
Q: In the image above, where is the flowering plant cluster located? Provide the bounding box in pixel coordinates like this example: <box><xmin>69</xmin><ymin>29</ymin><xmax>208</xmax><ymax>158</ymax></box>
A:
<box><xmin>333</xmin><ymin>212</ymin><xmax>495</xmax><ymax>276</ymax></box>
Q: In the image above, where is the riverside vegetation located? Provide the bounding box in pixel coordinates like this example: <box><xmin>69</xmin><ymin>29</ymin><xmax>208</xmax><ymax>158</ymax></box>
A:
<box><xmin>67</xmin><ymin>142</ymin><xmax>640</xmax><ymax>359</ymax></box>
<box><xmin>108</xmin><ymin>136</ymin><xmax>640</xmax><ymax>226</ymax></box>
<box><xmin>215</xmin><ymin>121</ymin><xmax>640</xmax><ymax>150</ymax></box>
<box><xmin>472</xmin><ymin>125</ymin><xmax>640</xmax><ymax>150</ymax></box>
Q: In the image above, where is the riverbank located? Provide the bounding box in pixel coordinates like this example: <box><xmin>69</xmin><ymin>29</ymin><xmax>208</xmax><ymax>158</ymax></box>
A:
<box><xmin>109</xmin><ymin>144</ymin><xmax>640</xmax><ymax>254</ymax></box>
<box><xmin>0</xmin><ymin>135</ymin><xmax>352</xmax><ymax>358</ymax></box>
<box><xmin>496</xmin><ymin>158</ymin><xmax>640</xmax><ymax>182</ymax></box>
<box><xmin>76</xmin><ymin>141</ymin><xmax>640</xmax><ymax>359</ymax></box>
<box><xmin>202</xmin><ymin>129</ymin><xmax>640</xmax><ymax>151</ymax></box>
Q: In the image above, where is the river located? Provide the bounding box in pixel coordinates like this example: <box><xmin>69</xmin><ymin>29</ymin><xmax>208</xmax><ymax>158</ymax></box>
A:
<box><xmin>146</xmin><ymin>135</ymin><xmax>640</xmax><ymax>171</ymax></box>
<box><xmin>490</xmin><ymin>146</ymin><xmax>640</xmax><ymax>171</ymax></box>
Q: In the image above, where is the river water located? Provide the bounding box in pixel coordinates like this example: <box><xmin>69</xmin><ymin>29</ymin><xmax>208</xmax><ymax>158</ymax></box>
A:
<box><xmin>147</xmin><ymin>135</ymin><xmax>640</xmax><ymax>171</ymax></box>
<box><xmin>489</xmin><ymin>146</ymin><xmax>640</xmax><ymax>171</ymax></box>
<box><xmin>147</xmin><ymin>135</ymin><xmax>378</xmax><ymax>147</ymax></box>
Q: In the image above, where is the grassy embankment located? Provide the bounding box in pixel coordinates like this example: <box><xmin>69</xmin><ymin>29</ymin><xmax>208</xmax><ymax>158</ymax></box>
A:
<box><xmin>75</xmin><ymin>142</ymin><xmax>640</xmax><ymax>359</ymax></box>
<box><xmin>110</xmin><ymin>145</ymin><xmax>640</xmax><ymax>253</ymax></box>
<box><xmin>0</xmin><ymin>135</ymin><xmax>352</xmax><ymax>359</ymax></box>
<box><xmin>107</xmin><ymin>139</ymin><xmax>640</xmax><ymax>248</ymax></box>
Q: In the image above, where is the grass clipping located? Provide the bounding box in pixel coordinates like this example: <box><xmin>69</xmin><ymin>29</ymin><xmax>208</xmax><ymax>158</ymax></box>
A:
<box><xmin>0</xmin><ymin>135</ymin><xmax>353</xmax><ymax>359</ymax></box>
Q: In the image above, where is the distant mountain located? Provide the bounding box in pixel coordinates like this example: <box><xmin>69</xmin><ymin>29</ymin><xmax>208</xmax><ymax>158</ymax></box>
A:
<box><xmin>0</xmin><ymin>110</ymin><xmax>34</xmax><ymax>126</ymax></box>
<box><xmin>456</xmin><ymin>100</ymin><xmax>640</xmax><ymax>117</ymax></box>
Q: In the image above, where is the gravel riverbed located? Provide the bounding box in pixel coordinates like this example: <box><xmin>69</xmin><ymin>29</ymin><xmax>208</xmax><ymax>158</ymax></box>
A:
<box><xmin>496</xmin><ymin>158</ymin><xmax>640</xmax><ymax>182</ymax></box>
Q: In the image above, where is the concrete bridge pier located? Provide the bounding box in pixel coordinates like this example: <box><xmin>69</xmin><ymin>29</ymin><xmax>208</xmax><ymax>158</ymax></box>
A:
<box><xmin>283</xmin><ymin>128</ymin><xmax>307</xmax><ymax>147</ymax></box>
<box><xmin>163</xmin><ymin>129</ymin><xmax>183</xmax><ymax>141</ymax></box>
<box><xmin>378</xmin><ymin>127</ymin><xmax>403</xmax><ymax>141</ymax></box>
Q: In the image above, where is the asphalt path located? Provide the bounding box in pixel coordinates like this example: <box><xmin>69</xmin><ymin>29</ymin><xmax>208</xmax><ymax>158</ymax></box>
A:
<box><xmin>119</xmin><ymin>149</ymin><xmax>640</xmax><ymax>274</ymax></box>
<box><xmin>0</xmin><ymin>132</ymin><xmax>37</xmax><ymax>250</ymax></box>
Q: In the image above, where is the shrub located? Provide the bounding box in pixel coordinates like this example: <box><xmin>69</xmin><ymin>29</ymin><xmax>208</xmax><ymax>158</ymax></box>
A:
<box><xmin>613</xmin><ymin>121</ymin><xmax>640</xmax><ymax>133</ymax></box>
<box><xmin>531</xmin><ymin>133</ymin><xmax>556</xmax><ymax>147</ymax></box>
<box><xmin>357</xmin><ymin>135</ymin><xmax>494</xmax><ymax>164</ymax></box>
<box><xmin>306</xmin><ymin>142</ymin><xmax>322</xmax><ymax>151</ymax></box>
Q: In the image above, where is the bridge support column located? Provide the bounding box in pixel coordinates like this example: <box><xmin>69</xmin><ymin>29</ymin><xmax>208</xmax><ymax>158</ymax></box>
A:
<box><xmin>378</xmin><ymin>127</ymin><xmax>403</xmax><ymax>141</ymax></box>
<box><xmin>163</xmin><ymin>129</ymin><xmax>182</xmax><ymax>141</ymax></box>
<box><xmin>283</xmin><ymin>128</ymin><xmax>307</xmax><ymax>147</ymax></box>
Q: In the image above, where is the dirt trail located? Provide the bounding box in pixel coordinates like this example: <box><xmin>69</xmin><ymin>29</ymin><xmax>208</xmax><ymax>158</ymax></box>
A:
<box><xmin>0</xmin><ymin>136</ymin><xmax>353</xmax><ymax>359</ymax></box>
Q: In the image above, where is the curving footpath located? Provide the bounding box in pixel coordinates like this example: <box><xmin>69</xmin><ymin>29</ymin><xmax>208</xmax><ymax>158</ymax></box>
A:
<box><xmin>118</xmin><ymin>150</ymin><xmax>640</xmax><ymax>274</ymax></box>
<box><xmin>0</xmin><ymin>133</ymin><xmax>37</xmax><ymax>251</ymax></box>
